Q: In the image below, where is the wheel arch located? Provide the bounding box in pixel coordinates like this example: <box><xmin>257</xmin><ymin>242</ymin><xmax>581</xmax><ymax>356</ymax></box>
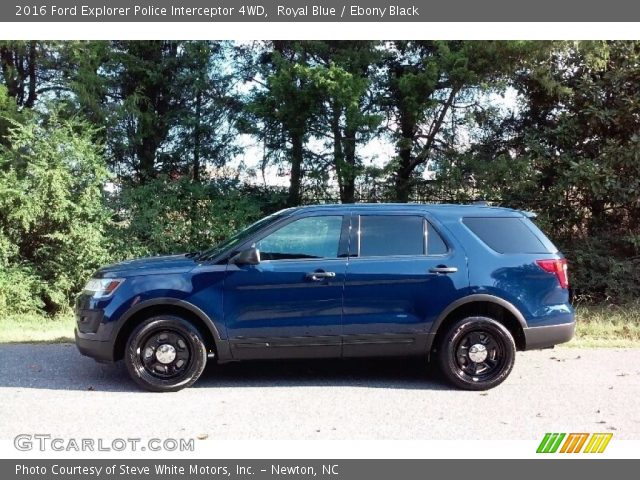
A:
<box><xmin>112</xmin><ymin>298</ymin><xmax>228</xmax><ymax>362</ymax></box>
<box><xmin>430</xmin><ymin>294</ymin><xmax>527</xmax><ymax>352</ymax></box>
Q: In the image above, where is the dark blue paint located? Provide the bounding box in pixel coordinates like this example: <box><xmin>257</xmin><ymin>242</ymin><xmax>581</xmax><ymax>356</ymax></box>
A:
<box><xmin>75</xmin><ymin>203</ymin><xmax>575</xmax><ymax>362</ymax></box>
<box><xmin>224</xmin><ymin>259</ymin><xmax>347</xmax><ymax>338</ymax></box>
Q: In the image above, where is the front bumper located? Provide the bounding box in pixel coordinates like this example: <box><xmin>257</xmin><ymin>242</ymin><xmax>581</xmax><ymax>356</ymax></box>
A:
<box><xmin>74</xmin><ymin>305</ymin><xmax>117</xmax><ymax>363</ymax></box>
<box><xmin>75</xmin><ymin>329</ymin><xmax>115</xmax><ymax>363</ymax></box>
<box><xmin>523</xmin><ymin>321</ymin><xmax>576</xmax><ymax>350</ymax></box>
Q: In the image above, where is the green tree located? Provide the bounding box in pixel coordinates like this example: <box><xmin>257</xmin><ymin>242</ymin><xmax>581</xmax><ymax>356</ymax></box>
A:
<box><xmin>0</xmin><ymin>110</ymin><xmax>112</xmax><ymax>313</ymax></box>
<box><xmin>308</xmin><ymin>41</ymin><xmax>382</xmax><ymax>203</ymax></box>
<box><xmin>0</xmin><ymin>84</ymin><xmax>28</xmax><ymax>147</ymax></box>
<box><xmin>105</xmin><ymin>41</ymin><xmax>182</xmax><ymax>181</ymax></box>
<box><xmin>444</xmin><ymin>41</ymin><xmax>640</xmax><ymax>300</ymax></box>
<box><xmin>0</xmin><ymin>41</ymin><xmax>39</xmax><ymax>107</ymax></box>
<box><xmin>112</xmin><ymin>176</ymin><xmax>263</xmax><ymax>256</ymax></box>
<box><xmin>65</xmin><ymin>41</ymin><xmax>243</xmax><ymax>183</ymax></box>
<box><xmin>243</xmin><ymin>41</ymin><xmax>324</xmax><ymax>206</ymax></box>
<box><xmin>379</xmin><ymin>41</ymin><xmax>532</xmax><ymax>202</ymax></box>
<box><xmin>0</xmin><ymin>41</ymin><xmax>71</xmax><ymax>109</ymax></box>
<box><xmin>171</xmin><ymin>41</ymin><xmax>243</xmax><ymax>181</ymax></box>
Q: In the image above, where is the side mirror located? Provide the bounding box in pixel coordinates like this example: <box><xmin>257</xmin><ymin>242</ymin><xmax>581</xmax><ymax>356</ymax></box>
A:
<box><xmin>230</xmin><ymin>246</ymin><xmax>261</xmax><ymax>265</ymax></box>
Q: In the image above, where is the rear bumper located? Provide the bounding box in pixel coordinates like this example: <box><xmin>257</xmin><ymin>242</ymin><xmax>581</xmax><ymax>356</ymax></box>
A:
<box><xmin>523</xmin><ymin>321</ymin><xmax>575</xmax><ymax>350</ymax></box>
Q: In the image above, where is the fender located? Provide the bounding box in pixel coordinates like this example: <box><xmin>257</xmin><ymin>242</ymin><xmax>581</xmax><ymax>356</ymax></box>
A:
<box><xmin>429</xmin><ymin>293</ymin><xmax>528</xmax><ymax>336</ymax></box>
<box><xmin>113</xmin><ymin>297</ymin><xmax>232</xmax><ymax>361</ymax></box>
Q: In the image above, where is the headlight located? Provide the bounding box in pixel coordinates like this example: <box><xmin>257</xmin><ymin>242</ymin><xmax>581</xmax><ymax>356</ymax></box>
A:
<box><xmin>83</xmin><ymin>278</ymin><xmax>124</xmax><ymax>298</ymax></box>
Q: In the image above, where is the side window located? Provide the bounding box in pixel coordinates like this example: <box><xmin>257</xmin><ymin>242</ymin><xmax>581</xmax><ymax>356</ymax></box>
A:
<box><xmin>359</xmin><ymin>215</ymin><xmax>424</xmax><ymax>257</ymax></box>
<box><xmin>257</xmin><ymin>216</ymin><xmax>343</xmax><ymax>261</ymax></box>
<box><xmin>426</xmin><ymin>221</ymin><xmax>448</xmax><ymax>255</ymax></box>
<box><xmin>463</xmin><ymin>217</ymin><xmax>548</xmax><ymax>254</ymax></box>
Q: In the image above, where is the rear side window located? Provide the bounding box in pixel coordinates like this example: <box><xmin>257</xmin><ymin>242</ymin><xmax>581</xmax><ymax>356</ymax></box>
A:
<box><xmin>463</xmin><ymin>217</ymin><xmax>550</xmax><ymax>254</ymax></box>
<box><xmin>358</xmin><ymin>216</ymin><xmax>449</xmax><ymax>257</ymax></box>
<box><xmin>427</xmin><ymin>222</ymin><xmax>448</xmax><ymax>255</ymax></box>
<box><xmin>360</xmin><ymin>216</ymin><xmax>424</xmax><ymax>256</ymax></box>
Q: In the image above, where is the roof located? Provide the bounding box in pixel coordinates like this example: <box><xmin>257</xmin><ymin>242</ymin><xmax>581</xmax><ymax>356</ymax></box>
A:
<box><xmin>288</xmin><ymin>203</ymin><xmax>525</xmax><ymax>218</ymax></box>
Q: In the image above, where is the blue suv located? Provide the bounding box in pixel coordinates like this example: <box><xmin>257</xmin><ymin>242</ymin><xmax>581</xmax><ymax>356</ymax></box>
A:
<box><xmin>75</xmin><ymin>204</ymin><xmax>575</xmax><ymax>391</ymax></box>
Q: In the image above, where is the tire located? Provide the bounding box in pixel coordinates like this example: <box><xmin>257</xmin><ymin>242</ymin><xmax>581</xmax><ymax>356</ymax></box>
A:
<box><xmin>436</xmin><ymin>316</ymin><xmax>516</xmax><ymax>390</ymax></box>
<box><xmin>124</xmin><ymin>315</ymin><xmax>208</xmax><ymax>392</ymax></box>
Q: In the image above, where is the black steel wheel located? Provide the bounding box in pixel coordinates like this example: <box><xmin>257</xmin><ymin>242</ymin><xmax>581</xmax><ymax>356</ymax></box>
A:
<box><xmin>436</xmin><ymin>316</ymin><xmax>515</xmax><ymax>390</ymax></box>
<box><xmin>125</xmin><ymin>316</ymin><xmax>208</xmax><ymax>392</ymax></box>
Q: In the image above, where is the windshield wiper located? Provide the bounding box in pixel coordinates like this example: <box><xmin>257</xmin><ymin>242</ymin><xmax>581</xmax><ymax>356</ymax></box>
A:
<box><xmin>195</xmin><ymin>249</ymin><xmax>220</xmax><ymax>262</ymax></box>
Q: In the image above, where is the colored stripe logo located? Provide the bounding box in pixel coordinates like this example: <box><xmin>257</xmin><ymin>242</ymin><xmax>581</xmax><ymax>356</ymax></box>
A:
<box><xmin>537</xmin><ymin>433</ymin><xmax>612</xmax><ymax>453</ymax></box>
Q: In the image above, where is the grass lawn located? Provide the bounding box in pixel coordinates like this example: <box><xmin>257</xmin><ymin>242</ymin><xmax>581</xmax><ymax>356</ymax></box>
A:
<box><xmin>568</xmin><ymin>303</ymin><xmax>640</xmax><ymax>348</ymax></box>
<box><xmin>0</xmin><ymin>314</ymin><xmax>75</xmax><ymax>343</ymax></box>
<box><xmin>0</xmin><ymin>304</ymin><xmax>639</xmax><ymax>347</ymax></box>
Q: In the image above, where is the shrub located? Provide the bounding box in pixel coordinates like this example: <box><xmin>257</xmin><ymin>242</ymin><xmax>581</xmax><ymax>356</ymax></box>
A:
<box><xmin>110</xmin><ymin>176</ymin><xmax>264</xmax><ymax>257</ymax></box>
<box><xmin>0</xmin><ymin>110</ymin><xmax>113</xmax><ymax>314</ymax></box>
<box><xmin>0</xmin><ymin>264</ymin><xmax>44</xmax><ymax>315</ymax></box>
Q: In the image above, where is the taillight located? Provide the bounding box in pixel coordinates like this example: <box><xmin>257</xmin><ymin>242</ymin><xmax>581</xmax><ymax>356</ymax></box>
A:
<box><xmin>536</xmin><ymin>258</ymin><xmax>569</xmax><ymax>289</ymax></box>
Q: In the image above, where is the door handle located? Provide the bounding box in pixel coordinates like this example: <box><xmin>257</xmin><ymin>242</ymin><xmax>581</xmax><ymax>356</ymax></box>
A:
<box><xmin>429</xmin><ymin>266</ymin><xmax>458</xmax><ymax>274</ymax></box>
<box><xmin>306</xmin><ymin>271</ymin><xmax>336</xmax><ymax>281</ymax></box>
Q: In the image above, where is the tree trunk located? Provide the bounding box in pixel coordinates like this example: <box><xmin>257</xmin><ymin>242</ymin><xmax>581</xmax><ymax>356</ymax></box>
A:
<box><xmin>288</xmin><ymin>132</ymin><xmax>303</xmax><ymax>206</ymax></box>
<box><xmin>341</xmin><ymin>124</ymin><xmax>357</xmax><ymax>204</ymax></box>
<box><xmin>193</xmin><ymin>90</ymin><xmax>202</xmax><ymax>182</ymax></box>
<box><xmin>394</xmin><ymin>147</ymin><xmax>413</xmax><ymax>203</ymax></box>
<box><xmin>331</xmin><ymin>107</ymin><xmax>346</xmax><ymax>202</ymax></box>
<box><xmin>391</xmin><ymin>69</ymin><xmax>418</xmax><ymax>203</ymax></box>
<box><xmin>331</xmin><ymin>103</ymin><xmax>358</xmax><ymax>204</ymax></box>
<box><xmin>25</xmin><ymin>41</ymin><xmax>37</xmax><ymax>108</ymax></box>
<box><xmin>394</xmin><ymin>110</ymin><xmax>415</xmax><ymax>203</ymax></box>
<box><xmin>138</xmin><ymin>136</ymin><xmax>157</xmax><ymax>183</ymax></box>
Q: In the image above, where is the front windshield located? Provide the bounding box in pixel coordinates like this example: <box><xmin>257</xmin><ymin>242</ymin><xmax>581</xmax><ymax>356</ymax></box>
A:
<box><xmin>197</xmin><ymin>210</ymin><xmax>288</xmax><ymax>261</ymax></box>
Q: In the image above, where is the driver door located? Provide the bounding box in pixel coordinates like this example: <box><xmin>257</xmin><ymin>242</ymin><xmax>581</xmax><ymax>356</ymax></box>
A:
<box><xmin>223</xmin><ymin>213</ymin><xmax>349</xmax><ymax>359</ymax></box>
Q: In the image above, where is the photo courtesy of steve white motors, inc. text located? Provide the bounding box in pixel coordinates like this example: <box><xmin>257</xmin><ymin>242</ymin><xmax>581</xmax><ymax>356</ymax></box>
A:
<box><xmin>15</xmin><ymin>463</ymin><xmax>337</xmax><ymax>477</ymax></box>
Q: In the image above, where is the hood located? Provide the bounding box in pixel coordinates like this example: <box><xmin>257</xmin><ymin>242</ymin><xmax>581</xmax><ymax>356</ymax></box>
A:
<box><xmin>95</xmin><ymin>254</ymin><xmax>198</xmax><ymax>278</ymax></box>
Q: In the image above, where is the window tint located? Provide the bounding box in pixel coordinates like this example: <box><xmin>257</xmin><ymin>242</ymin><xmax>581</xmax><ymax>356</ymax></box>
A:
<box><xmin>359</xmin><ymin>216</ymin><xmax>424</xmax><ymax>257</ymax></box>
<box><xmin>427</xmin><ymin>222</ymin><xmax>448</xmax><ymax>255</ymax></box>
<box><xmin>463</xmin><ymin>217</ymin><xmax>548</xmax><ymax>254</ymax></box>
<box><xmin>199</xmin><ymin>212</ymin><xmax>286</xmax><ymax>260</ymax></box>
<box><xmin>257</xmin><ymin>216</ymin><xmax>343</xmax><ymax>260</ymax></box>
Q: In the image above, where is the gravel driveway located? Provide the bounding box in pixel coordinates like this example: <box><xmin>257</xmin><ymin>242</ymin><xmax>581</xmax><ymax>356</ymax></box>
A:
<box><xmin>1</xmin><ymin>344</ymin><xmax>639</xmax><ymax>440</ymax></box>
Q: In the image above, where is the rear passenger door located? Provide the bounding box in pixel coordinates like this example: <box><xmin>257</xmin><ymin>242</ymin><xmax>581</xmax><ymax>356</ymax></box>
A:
<box><xmin>342</xmin><ymin>212</ymin><xmax>469</xmax><ymax>357</ymax></box>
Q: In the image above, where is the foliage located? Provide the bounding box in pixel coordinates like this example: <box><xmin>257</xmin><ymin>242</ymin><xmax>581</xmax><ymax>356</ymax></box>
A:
<box><xmin>242</xmin><ymin>41</ymin><xmax>325</xmax><ymax>206</ymax></box>
<box><xmin>570</xmin><ymin>302</ymin><xmax>640</xmax><ymax>348</ymax></box>
<box><xmin>440</xmin><ymin>41</ymin><xmax>640</xmax><ymax>302</ymax></box>
<box><xmin>0</xmin><ymin>84</ymin><xmax>28</xmax><ymax>147</ymax></box>
<box><xmin>0</xmin><ymin>263</ymin><xmax>44</xmax><ymax>315</ymax></box>
<box><xmin>2</xmin><ymin>40</ymin><xmax>640</xmax><ymax>309</ymax></box>
<box><xmin>111</xmin><ymin>176</ymin><xmax>264</xmax><ymax>257</ymax></box>
<box><xmin>64</xmin><ymin>41</ymin><xmax>242</xmax><ymax>182</ymax></box>
<box><xmin>305</xmin><ymin>41</ymin><xmax>383</xmax><ymax>203</ymax></box>
<box><xmin>0</xmin><ymin>110</ymin><xmax>113</xmax><ymax>314</ymax></box>
<box><xmin>378</xmin><ymin>41</ymin><xmax>538</xmax><ymax>201</ymax></box>
<box><xmin>0</xmin><ymin>41</ymin><xmax>40</xmax><ymax>108</ymax></box>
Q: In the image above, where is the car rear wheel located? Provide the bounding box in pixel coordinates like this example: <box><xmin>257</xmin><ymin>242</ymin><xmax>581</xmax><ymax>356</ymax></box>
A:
<box><xmin>124</xmin><ymin>315</ymin><xmax>208</xmax><ymax>392</ymax></box>
<box><xmin>436</xmin><ymin>316</ymin><xmax>516</xmax><ymax>390</ymax></box>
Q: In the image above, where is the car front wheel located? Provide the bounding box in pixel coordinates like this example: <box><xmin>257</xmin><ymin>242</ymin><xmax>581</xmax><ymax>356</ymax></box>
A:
<box><xmin>436</xmin><ymin>316</ymin><xmax>516</xmax><ymax>390</ymax></box>
<box><xmin>124</xmin><ymin>315</ymin><xmax>208</xmax><ymax>392</ymax></box>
